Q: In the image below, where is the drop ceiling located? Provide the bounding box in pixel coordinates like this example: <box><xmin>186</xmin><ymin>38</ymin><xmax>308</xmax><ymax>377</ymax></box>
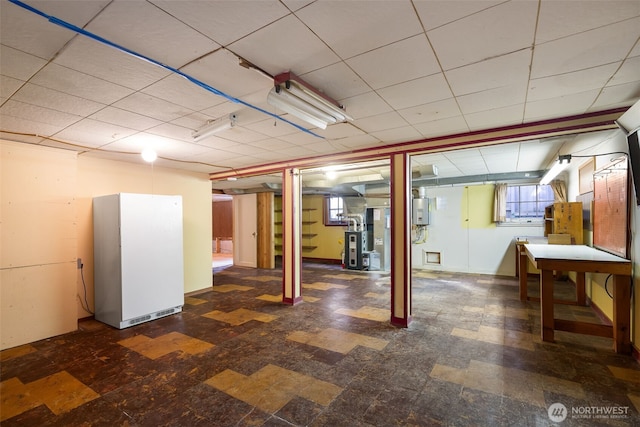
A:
<box><xmin>1</xmin><ymin>0</ymin><xmax>639</xmax><ymax>193</ymax></box>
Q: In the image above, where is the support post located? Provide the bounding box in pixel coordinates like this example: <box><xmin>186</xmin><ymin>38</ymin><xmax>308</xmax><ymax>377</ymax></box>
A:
<box><xmin>282</xmin><ymin>168</ymin><xmax>302</xmax><ymax>305</ymax></box>
<box><xmin>390</xmin><ymin>153</ymin><xmax>412</xmax><ymax>327</ymax></box>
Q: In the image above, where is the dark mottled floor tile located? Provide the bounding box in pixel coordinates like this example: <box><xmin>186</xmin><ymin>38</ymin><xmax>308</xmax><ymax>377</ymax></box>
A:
<box><xmin>2</xmin><ymin>264</ymin><xmax>640</xmax><ymax>426</ymax></box>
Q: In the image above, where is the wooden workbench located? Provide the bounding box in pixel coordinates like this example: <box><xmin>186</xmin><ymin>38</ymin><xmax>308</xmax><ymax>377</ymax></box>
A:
<box><xmin>518</xmin><ymin>244</ymin><xmax>632</xmax><ymax>354</ymax></box>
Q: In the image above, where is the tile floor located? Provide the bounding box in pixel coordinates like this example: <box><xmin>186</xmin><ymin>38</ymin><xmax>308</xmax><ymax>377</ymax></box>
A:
<box><xmin>1</xmin><ymin>264</ymin><xmax>639</xmax><ymax>426</ymax></box>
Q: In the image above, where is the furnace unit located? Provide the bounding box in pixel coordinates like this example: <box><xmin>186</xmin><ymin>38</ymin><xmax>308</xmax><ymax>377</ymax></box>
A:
<box><xmin>345</xmin><ymin>231</ymin><xmax>365</xmax><ymax>270</ymax></box>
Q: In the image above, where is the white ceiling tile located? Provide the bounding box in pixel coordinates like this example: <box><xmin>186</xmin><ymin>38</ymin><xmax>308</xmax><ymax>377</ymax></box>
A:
<box><xmin>228</xmin><ymin>14</ymin><xmax>341</xmax><ymax>77</ymax></box>
<box><xmin>151</xmin><ymin>0</ymin><xmax>289</xmax><ymax>46</ymax></box>
<box><xmin>247</xmin><ymin>138</ymin><xmax>294</xmax><ymax>151</ymax></box>
<box><xmin>458</xmin><ymin>84</ymin><xmax>527</xmax><ymax>114</ymax></box>
<box><xmin>54</xmin><ymin>119</ymin><xmax>138</xmax><ymax>148</ymax></box>
<box><xmin>187</xmin><ymin>133</ymin><xmax>238</xmax><ymax>150</ymax></box>
<box><xmin>280</xmin><ymin>0</ymin><xmax>314</xmax><ymax>12</ymax></box>
<box><xmin>314</xmin><ymin>123</ymin><xmax>365</xmax><ymax>140</ymax></box>
<box><xmin>446</xmin><ymin>49</ymin><xmax>531</xmax><ymax>96</ymax></box>
<box><xmin>354</xmin><ymin>112</ymin><xmax>408</xmax><ymax>133</ymax></box>
<box><xmin>146</xmin><ymin>122</ymin><xmax>194</xmax><ymax>143</ymax></box>
<box><xmin>346</xmin><ymin>35</ymin><xmax>440</xmax><ymax>90</ymax></box>
<box><xmin>528</xmin><ymin>63</ymin><xmax>620</xmax><ymax>102</ymax></box>
<box><xmin>12</xmin><ymin>84</ymin><xmax>105</xmax><ymax>117</ymax></box>
<box><xmin>591</xmin><ymin>81</ymin><xmax>640</xmax><ymax>111</ymax></box>
<box><xmin>428</xmin><ymin>1</ymin><xmax>538</xmax><ymax>70</ymax></box>
<box><xmin>413</xmin><ymin>115</ymin><xmax>469</xmax><ymax>139</ymax></box>
<box><xmin>536</xmin><ymin>1</ymin><xmax>640</xmax><ymax>44</ymax></box>
<box><xmin>1</xmin><ymin>76</ymin><xmax>23</xmax><ymax>99</ymax></box>
<box><xmin>218</xmin><ymin>142</ymin><xmax>270</xmax><ymax>156</ymax></box>
<box><xmin>0</xmin><ymin>0</ymin><xmax>108</xmax><ymax>60</ymax></box>
<box><xmin>105</xmin><ymin>133</ymin><xmax>211</xmax><ymax>158</ymax></box>
<box><xmin>142</xmin><ymin>74</ymin><xmax>227</xmax><ymax>112</ymax></box>
<box><xmin>524</xmin><ymin>91</ymin><xmax>600</xmax><ymax>122</ymax></box>
<box><xmin>278</xmin><ymin>129</ymin><xmax>322</xmax><ymax>146</ymax></box>
<box><xmin>30</xmin><ymin>63</ymin><xmax>133</xmax><ymax>105</ymax></box>
<box><xmin>87</xmin><ymin>1</ymin><xmax>219</xmax><ymax>68</ymax></box>
<box><xmin>299</xmin><ymin>62</ymin><xmax>370</xmax><ymax>103</ymax></box>
<box><xmin>199</xmin><ymin>102</ymin><xmax>246</xmax><ymax>122</ymax></box>
<box><xmin>112</xmin><ymin>93</ymin><xmax>194</xmax><ymax>122</ymax></box>
<box><xmin>181</xmin><ymin>49</ymin><xmax>273</xmax><ymax>101</ymax></box>
<box><xmin>90</xmin><ymin>107</ymin><xmax>163</xmax><ymax>132</ymax></box>
<box><xmin>531</xmin><ymin>18</ymin><xmax>640</xmax><ymax>78</ymax></box>
<box><xmin>214</xmin><ymin>126</ymin><xmax>268</xmax><ymax>144</ymax></box>
<box><xmin>377</xmin><ymin>74</ymin><xmax>452</xmax><ymax>110</ymax></box>
<box><xmin>371</xmin><ymin>126</ymin><xmax>423</xmax><ymax>144</ymax></box>
<box><xmin>245</xmin><ymin>117</ymin><xmax>299</xmax><ymax>138</ymax></box>
<box><xmin>327</xmin><ymin>134</ymin><xmax>381</xmax><ymax>151</ymax></box>
<box><xmin>609</xmin><ymin>55</ymin><xmax>640</xmax><ymax>87</ymax></box>
<box><xmin>0</xmin><ymin>45</ymin><xmax>47</xmax><ymax>81</ymax></box>
<box><xmin>190</xmin><ymin>149</ymin><xmax>251</xmax><ymax>164</ymax></box>
<box><xmin>0</xmin><ymin>115</ymin><xmax>64</xmax><ymax>139</ymax></box>
<box><xmin>398</xmin><ymin>98</ymin><xmax>462</xmax><ymax>125</ymax></box>
<box><xmin>54</xmin><ymin>37</ymin><xmax>170</xmax><ymax>91</ymax></box>
<box><xmin>415</xmin><ymin>1</ymin><xmax>503</xmax><ymax>31</ymax></box>
<box><xmin>341</xmin><ymin>91</ymin><xmax>393</xmax><ymax>119</ymax></box>
<box><xmin>465</xmin><ymin>104</ymin><xmax>525</xmax><ymax>131</ymax></box>
<box><xmin>1</xmin><ymin>99</ymin><xmax>80</xmax><ymax>128</ymax></box>
<box><xmin>297</xmin><ymin>1</ymin><xmax>423</xmax><ymax>59</ymax></box>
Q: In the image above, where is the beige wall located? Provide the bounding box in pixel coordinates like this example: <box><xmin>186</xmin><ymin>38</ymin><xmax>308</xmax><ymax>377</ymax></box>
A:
<box><xmin>76</xmin><ymin>155</ymin><xmax>212</xmax><ymax>318</ymax></box>
<box><xmin>301</xmin><ymin>195</ymin><xmax>344</xmax><ymax>261</ymax></box>
<box><xmin>1</xmin><ymin>140</ymin><xmax>212</xmax><ymax>350</ymax></box>
<box><xmin>1</xmin><ymin>141</ymin><xmax>78</xmax><ymax>350</ymax></box>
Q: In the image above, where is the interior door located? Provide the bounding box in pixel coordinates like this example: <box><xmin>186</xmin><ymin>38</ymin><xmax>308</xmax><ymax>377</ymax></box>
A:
<box><xmin>233</xmin><ymin>193</ymin><xmax>258</xmax><ymax>267</ymax></box>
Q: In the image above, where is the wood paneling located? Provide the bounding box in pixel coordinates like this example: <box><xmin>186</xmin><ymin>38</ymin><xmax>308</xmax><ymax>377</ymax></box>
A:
<box><xmin>212</xmin><ymin>200</ymin><xmax>232</xmax><ymax>238</ymax></box>
<box><xmin>257</xmin><ymin>192</ymin><xmax>274</xmax><ymax>269</ymax></box>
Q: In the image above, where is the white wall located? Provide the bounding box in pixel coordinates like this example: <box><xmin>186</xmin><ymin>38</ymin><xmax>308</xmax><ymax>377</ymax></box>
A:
<box><xmin>411</xmin><ymin>184</ymin><xmax>543</xmax><ymax>276</ymax></box>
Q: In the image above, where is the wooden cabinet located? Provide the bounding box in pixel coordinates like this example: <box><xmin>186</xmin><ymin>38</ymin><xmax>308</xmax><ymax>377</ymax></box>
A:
<box><xmin>544</xmin><ymin>202</ymin><xmax>583</xmax><ymax>244</ymax></box>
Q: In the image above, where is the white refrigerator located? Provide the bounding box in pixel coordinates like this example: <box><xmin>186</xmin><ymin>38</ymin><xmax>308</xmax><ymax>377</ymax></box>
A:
<box><xmin>93</xmin><ymin>193</ymin><xmax>184</xmax><ymax>329</ymax></box>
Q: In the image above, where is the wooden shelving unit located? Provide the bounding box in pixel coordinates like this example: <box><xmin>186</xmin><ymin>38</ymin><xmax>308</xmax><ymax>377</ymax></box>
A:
<box><xmin>273</xmin><ymin>204</ymin><xmax>319</xmax><ymax>252</ymax></box>
<box><xmin>544</xmin><ymin>202</ymin><xmax>583</xmax><ymax>244</ymax></box>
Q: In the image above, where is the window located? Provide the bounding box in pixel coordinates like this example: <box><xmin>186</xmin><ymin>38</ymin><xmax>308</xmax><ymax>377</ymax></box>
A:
<box><xmin>504</xmin><ymin>184</ymin><xmax>554</xmax><ymax>223</ymax></box>
<box><xmin>324</xmin><ymin>196</ymin><xmax>347</xmax><ymax>226</ymax></box>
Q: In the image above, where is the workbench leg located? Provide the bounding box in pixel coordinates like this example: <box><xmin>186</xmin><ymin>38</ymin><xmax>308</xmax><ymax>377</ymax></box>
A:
<box><xmin>540</xmin><ymin>269</ymin><xmax>555</xmax><ymax>343</ymax></box>
<box><xmin>612</xmin><ymin>275</ymin><xmax>631</xmax><ymax>354</ymax></box>
<box><xmin>518</xmin><ymin>247</ymin><xmax>528</xmax><ymax>301</ymax></box>
<box><xmin>576</xmin><ymin>272</ymin><xmax>586</xmax><ymax>306</ymax></box>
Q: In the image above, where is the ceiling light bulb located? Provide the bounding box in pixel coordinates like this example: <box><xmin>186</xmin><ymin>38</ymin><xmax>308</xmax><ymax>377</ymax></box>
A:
<box><xmin>141</xmin><ymin>148</ymin><xmax>157</xmax><ymax>163</ymax></box>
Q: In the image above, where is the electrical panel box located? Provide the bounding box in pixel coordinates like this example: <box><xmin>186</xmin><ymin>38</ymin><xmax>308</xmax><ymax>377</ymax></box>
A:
<box><xmin>412</xmin><ymin>198</ymin><xmax>430</xmax><ymax>225</ymax></box>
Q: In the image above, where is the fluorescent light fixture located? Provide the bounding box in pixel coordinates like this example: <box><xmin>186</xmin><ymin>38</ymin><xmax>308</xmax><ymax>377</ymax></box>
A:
<box><xmin>267</xmin><ymin>72</ymin><xmax>352</xmax><ymax>129</ymax></box>
<box><xmin>192</xmin><ymin>113</ymin><xmax>237</xmax><ymax>141</ymax></box>
<box><xmin>540</xmin><ymin>155</ymin><xmax>571</xmax><ymax>185</ymax></box>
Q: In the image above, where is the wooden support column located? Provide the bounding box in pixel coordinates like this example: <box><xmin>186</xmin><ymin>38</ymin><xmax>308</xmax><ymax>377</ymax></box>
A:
<box><xmin>612</xmin><ymin>274</ymin><xmax>631</xmax><ymax>354</ymax></box>
<box><xmin>257</xmin><ymin>192</ymin><xmax>274</xmax><ymax>269</ymax></box>
<box><xmin>390</xmin><ymin>153</ymin><xmax>412</xmax><ymax>327</ymax></box>
<box><xmin>282</xmin><ymin>168</ymin><xmax>302</xmax><ymax>305</ymax></box>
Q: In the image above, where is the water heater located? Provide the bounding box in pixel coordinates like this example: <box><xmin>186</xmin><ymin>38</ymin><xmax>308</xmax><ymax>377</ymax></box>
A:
<box><xmin>412</xmin><ymin>198</ymin><xmax>430</xmax><ymax>225</ymax></box>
